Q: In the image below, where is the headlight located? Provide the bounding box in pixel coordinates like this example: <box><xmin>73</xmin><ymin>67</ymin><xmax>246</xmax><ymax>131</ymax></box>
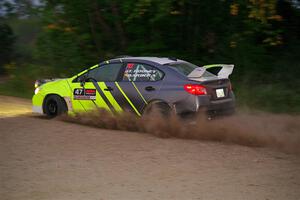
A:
<box><xmin>34</xmin><ymin>87</ymin><xmax>40</xmax><ymax>95</ymax></box>
<box><xmin>34</xmin><ymin>80</ymin><xmax>46</xmax><ymax>88</ymax></box>
<box><xmin>34</xmin><ymin>80</ymin><xmax>41</xmax><ymax>88</ymax></box>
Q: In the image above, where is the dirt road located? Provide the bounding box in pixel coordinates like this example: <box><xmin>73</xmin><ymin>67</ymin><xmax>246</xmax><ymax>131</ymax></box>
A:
<box><xmin>0</xmin><ymin>96</ymin><xmax>300</xmax><ymax>200</ymax></box>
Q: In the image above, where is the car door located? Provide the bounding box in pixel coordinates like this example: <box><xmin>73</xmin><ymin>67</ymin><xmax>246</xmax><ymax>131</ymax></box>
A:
<box><xmin>109</xmin><ymin>62</ymin><xmax>164</xmax><ymax>116</ymax></box>
<box><xmin>70</xmin><ymin>62</ymin><xmax>123</xmax><ymax>113</ymax></box>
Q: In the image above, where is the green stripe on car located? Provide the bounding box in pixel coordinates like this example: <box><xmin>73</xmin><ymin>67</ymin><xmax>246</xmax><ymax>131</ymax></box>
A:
<box><xmin>115</xmin><ymin>82</ymin><xmax>141</xmax><ymax>116</ymax></box>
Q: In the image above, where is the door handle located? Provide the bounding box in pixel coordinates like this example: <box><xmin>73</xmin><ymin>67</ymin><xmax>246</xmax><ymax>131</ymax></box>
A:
<box><xmin>145</xmin><ymin>86</ymin><xmax>155</xmax><ymax>91</ymax></box>
<box><xmin>104</xmin><ymin>86</ymin><xmax>113</xmax><ymax>91</ymax></box>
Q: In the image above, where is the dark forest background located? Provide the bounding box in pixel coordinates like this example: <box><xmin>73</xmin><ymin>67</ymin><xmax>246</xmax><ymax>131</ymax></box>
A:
<box><xmin>0</xmin><ymin>0</ymin><xmax>299</xmax><ymax>113</ymax></box>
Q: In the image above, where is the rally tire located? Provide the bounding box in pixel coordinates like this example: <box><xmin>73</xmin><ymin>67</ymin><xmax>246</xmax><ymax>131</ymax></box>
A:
<box><xmin>43</xmin><ymin>95</ymin><xmax>68</xmax><ymax>118</ymax></box>
<box><xmin>143</xmin><ymin>101</ymin><xmax>172</xmax><ymax>117</ymax></box>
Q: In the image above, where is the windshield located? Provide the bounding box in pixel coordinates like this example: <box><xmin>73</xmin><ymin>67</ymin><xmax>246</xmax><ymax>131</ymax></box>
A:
<box><xmin>168</xmin><ymin>62</ymin><xmax>216</xmax><ymax>77</ymax></box>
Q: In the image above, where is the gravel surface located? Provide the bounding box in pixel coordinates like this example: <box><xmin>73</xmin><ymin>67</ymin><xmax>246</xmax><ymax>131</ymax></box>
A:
<box><xmin>1</xmin><ymin>96</ymin><xmax>300</xmax><ymax>200</ymax></box>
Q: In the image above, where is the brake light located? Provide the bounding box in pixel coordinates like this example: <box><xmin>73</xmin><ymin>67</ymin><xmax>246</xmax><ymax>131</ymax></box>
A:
<box><xmin>184</xmin><ymin>84</ymin><xmax>207</xmax><ymax>95</ymax></box>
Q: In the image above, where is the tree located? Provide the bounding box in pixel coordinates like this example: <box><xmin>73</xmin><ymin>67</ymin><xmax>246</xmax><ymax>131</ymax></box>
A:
<box><xmin>0</xmin><ymin>23</ymin><xmax>15</xmax><ymax>75</ymax></box>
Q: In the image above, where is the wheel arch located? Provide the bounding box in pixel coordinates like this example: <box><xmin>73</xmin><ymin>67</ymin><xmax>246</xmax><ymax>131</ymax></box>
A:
<box><xmin>42</xmin><ymin>93</ymin><xmax>68</xmax><ymax>113</ymax></box>
<box><xmin>142</xmin><ymin>99</ymin><xmax>173</xmax><ymax>115</ymax></box>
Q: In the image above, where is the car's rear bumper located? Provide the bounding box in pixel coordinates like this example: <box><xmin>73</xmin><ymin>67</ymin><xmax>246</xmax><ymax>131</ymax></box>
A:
<box><xmin>205</xmin><ymin>97</ymin><xmax>235</xmax><ymax>116</ymax></box>
<box><xmin>174</xmin><ymin>92</ymin><xmax>235</xmax><ymax>118</ymax></box>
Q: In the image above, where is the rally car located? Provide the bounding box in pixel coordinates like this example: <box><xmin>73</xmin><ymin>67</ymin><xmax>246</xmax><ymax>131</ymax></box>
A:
<box><xmin>32</xmin><ymin>57</ymin><xmax>235</xmax><ymax>118</ymax></box>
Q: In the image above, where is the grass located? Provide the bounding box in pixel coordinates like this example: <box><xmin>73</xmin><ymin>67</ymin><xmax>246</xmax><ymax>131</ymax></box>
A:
<box><xmin>235</xmin><ymin>83</ymin><xmax>300</xmax><ymax>114</ymax></box>
<box><xmin>0</xmin><ymin>79</ymin><xmax>33</xmax><ymax>99</ymax></box>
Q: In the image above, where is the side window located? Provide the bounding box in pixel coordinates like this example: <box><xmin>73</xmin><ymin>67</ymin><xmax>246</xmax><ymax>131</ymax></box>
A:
<box><xmin>122</xmin><ymin>63</ymin><xmax>164</xmax><ymax>82</ymax></box>
<box><xmin>76</xmin><ymin>63</ymin><xmax>122</xmax><ymax>82</ymax></box>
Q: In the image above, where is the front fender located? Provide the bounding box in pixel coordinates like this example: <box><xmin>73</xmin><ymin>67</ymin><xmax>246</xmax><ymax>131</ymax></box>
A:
<box><xmin>32</xmin><ymin>79</ymin><xmax>72</xmax><ymax>113</ymax></box>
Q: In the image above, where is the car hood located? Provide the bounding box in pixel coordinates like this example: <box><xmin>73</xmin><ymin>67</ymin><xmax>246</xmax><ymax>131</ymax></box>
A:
<box><xmin>35</xmin><ymin>78</ymin><xmax>67</xmax><ymax>88</ymax></box>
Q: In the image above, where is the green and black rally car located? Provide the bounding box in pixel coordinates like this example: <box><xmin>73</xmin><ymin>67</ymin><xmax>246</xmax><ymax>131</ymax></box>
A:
<box><xmin>33</xmin><ymin>57</ymin><xmax>235</xmax><ymax>118</ymax></box>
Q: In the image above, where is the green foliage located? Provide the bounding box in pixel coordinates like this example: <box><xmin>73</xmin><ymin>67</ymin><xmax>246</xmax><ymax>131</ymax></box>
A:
<box><xmin>0</xmin><ymin>63</ymin><xmax>55</xmax><ymax>98</ymax></box>
<box><xmin>0</xmin><ymin>22</ymin><xmax>15</xmax><ymax>75</ymax></box>
<box><xmin>236</xmin><ymin>83</ymin><xmax>300</xmax><ymax>114</ymax></box>
<box><xmin>7</xmin><ymin>17</ymin><xmax>41</xmax><ymax>61</ymax></box>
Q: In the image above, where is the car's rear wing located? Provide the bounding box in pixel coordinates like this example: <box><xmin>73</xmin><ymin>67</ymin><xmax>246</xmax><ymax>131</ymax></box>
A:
<box><xmin>187</xmin><ymin>64</ymin><xmax>234</xmax><ymax>81</ymax></box>
<box><xmin>202</xmin><ymin>64</ymin><xmax>234</xmax><ymax>79</ymax></box>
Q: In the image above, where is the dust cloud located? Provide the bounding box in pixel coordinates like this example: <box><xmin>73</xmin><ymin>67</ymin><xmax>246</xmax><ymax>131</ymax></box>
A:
<box><xmin>61</xmin><ymin>109</ymin><xmax>300</xmax><ymax>154</ymax></box>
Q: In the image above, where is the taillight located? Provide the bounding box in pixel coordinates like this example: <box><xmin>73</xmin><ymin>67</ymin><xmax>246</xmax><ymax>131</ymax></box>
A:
<box><xmin>184</xmin><ymin>84</ymin><xmax>207</xmax><ymax>95</ymax></box>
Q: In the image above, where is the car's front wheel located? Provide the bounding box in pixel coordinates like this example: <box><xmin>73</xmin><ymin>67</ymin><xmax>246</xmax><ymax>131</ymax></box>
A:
<box><xmin>43</xmin><ymin>95</ymin><xmax>67</xmax><ymax>118</ymax></box>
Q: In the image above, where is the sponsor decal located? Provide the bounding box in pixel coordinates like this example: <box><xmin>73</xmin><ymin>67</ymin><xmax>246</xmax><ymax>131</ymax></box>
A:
<box><xmin>127</xmin><ymin>63</ymin><xmax>134</xmax><ymax>69</ymax></box>
<box><xmin>73</xmin><ymin>88</ymin><xmax>96</xmax><ymax>100</ymax></box>
<box><xmin>125</xmin><ymin>69</ymin><xmax>157</xmax><ymax>78</ymax></box>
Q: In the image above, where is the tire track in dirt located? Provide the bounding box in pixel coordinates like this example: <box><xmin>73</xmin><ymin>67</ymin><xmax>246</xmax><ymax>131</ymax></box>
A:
<box><xmin>63</xmin><ymin>109</ymin><xmax>300</xmax><ymax>154</ymax></box>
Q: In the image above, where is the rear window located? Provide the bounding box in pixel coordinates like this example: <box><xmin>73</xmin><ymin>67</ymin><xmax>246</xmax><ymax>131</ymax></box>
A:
<box><xmin>168</xmin><ymin>62</ymin><xmax>216</xmax><ymax>77</ymax></box>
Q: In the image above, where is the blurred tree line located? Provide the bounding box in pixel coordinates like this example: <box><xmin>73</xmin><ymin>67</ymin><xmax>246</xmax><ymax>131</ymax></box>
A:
<box><xmin>0</xmin><ymin>0</ymin><xmax>299</xmax><ymax>112</ymax></box>
<box><xmin>0</xmin><ymin>23</ymin><xmax>15</xmax><ymax>74</ymax></box>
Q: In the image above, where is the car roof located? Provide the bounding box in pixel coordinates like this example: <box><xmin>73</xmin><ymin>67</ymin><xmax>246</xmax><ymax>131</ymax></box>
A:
<box><xmin>110</xmin><ymin>57</ymin><xmax>186</xmax><ymax>65</ymax></box>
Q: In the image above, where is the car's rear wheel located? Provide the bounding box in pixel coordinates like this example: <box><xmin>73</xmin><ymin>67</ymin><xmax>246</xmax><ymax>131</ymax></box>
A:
<box><xmin>43</xmin><ymin>95</ymin><xmax>67</xmax><ymax>118</ymax></box>
<box><xmin>143</xmin><ymin>102</ymin><xmax>172</xmax><ymax>117</ymax></box>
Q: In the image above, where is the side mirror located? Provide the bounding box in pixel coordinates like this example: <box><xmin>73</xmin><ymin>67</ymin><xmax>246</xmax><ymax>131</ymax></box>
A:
<box><xmin>80</xmin><ymin>81</ymin><xmax>85</xmax><ymax>87</ymax></box>
<box><xmin>76</xmin><ymin>69</ymin><xmax>90</xmax><ymax>87</ymax></box>
<box><xmin>78</xmin><ymin>75</ymin><xmax>87</xmax><ymax>87</ymax></box>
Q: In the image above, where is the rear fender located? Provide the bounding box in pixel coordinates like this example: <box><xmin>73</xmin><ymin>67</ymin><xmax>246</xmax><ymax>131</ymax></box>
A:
<box><xmin>142</xmin><ymin>99</ymin><xmax>172</xmax><ymax>114</ymax></box>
